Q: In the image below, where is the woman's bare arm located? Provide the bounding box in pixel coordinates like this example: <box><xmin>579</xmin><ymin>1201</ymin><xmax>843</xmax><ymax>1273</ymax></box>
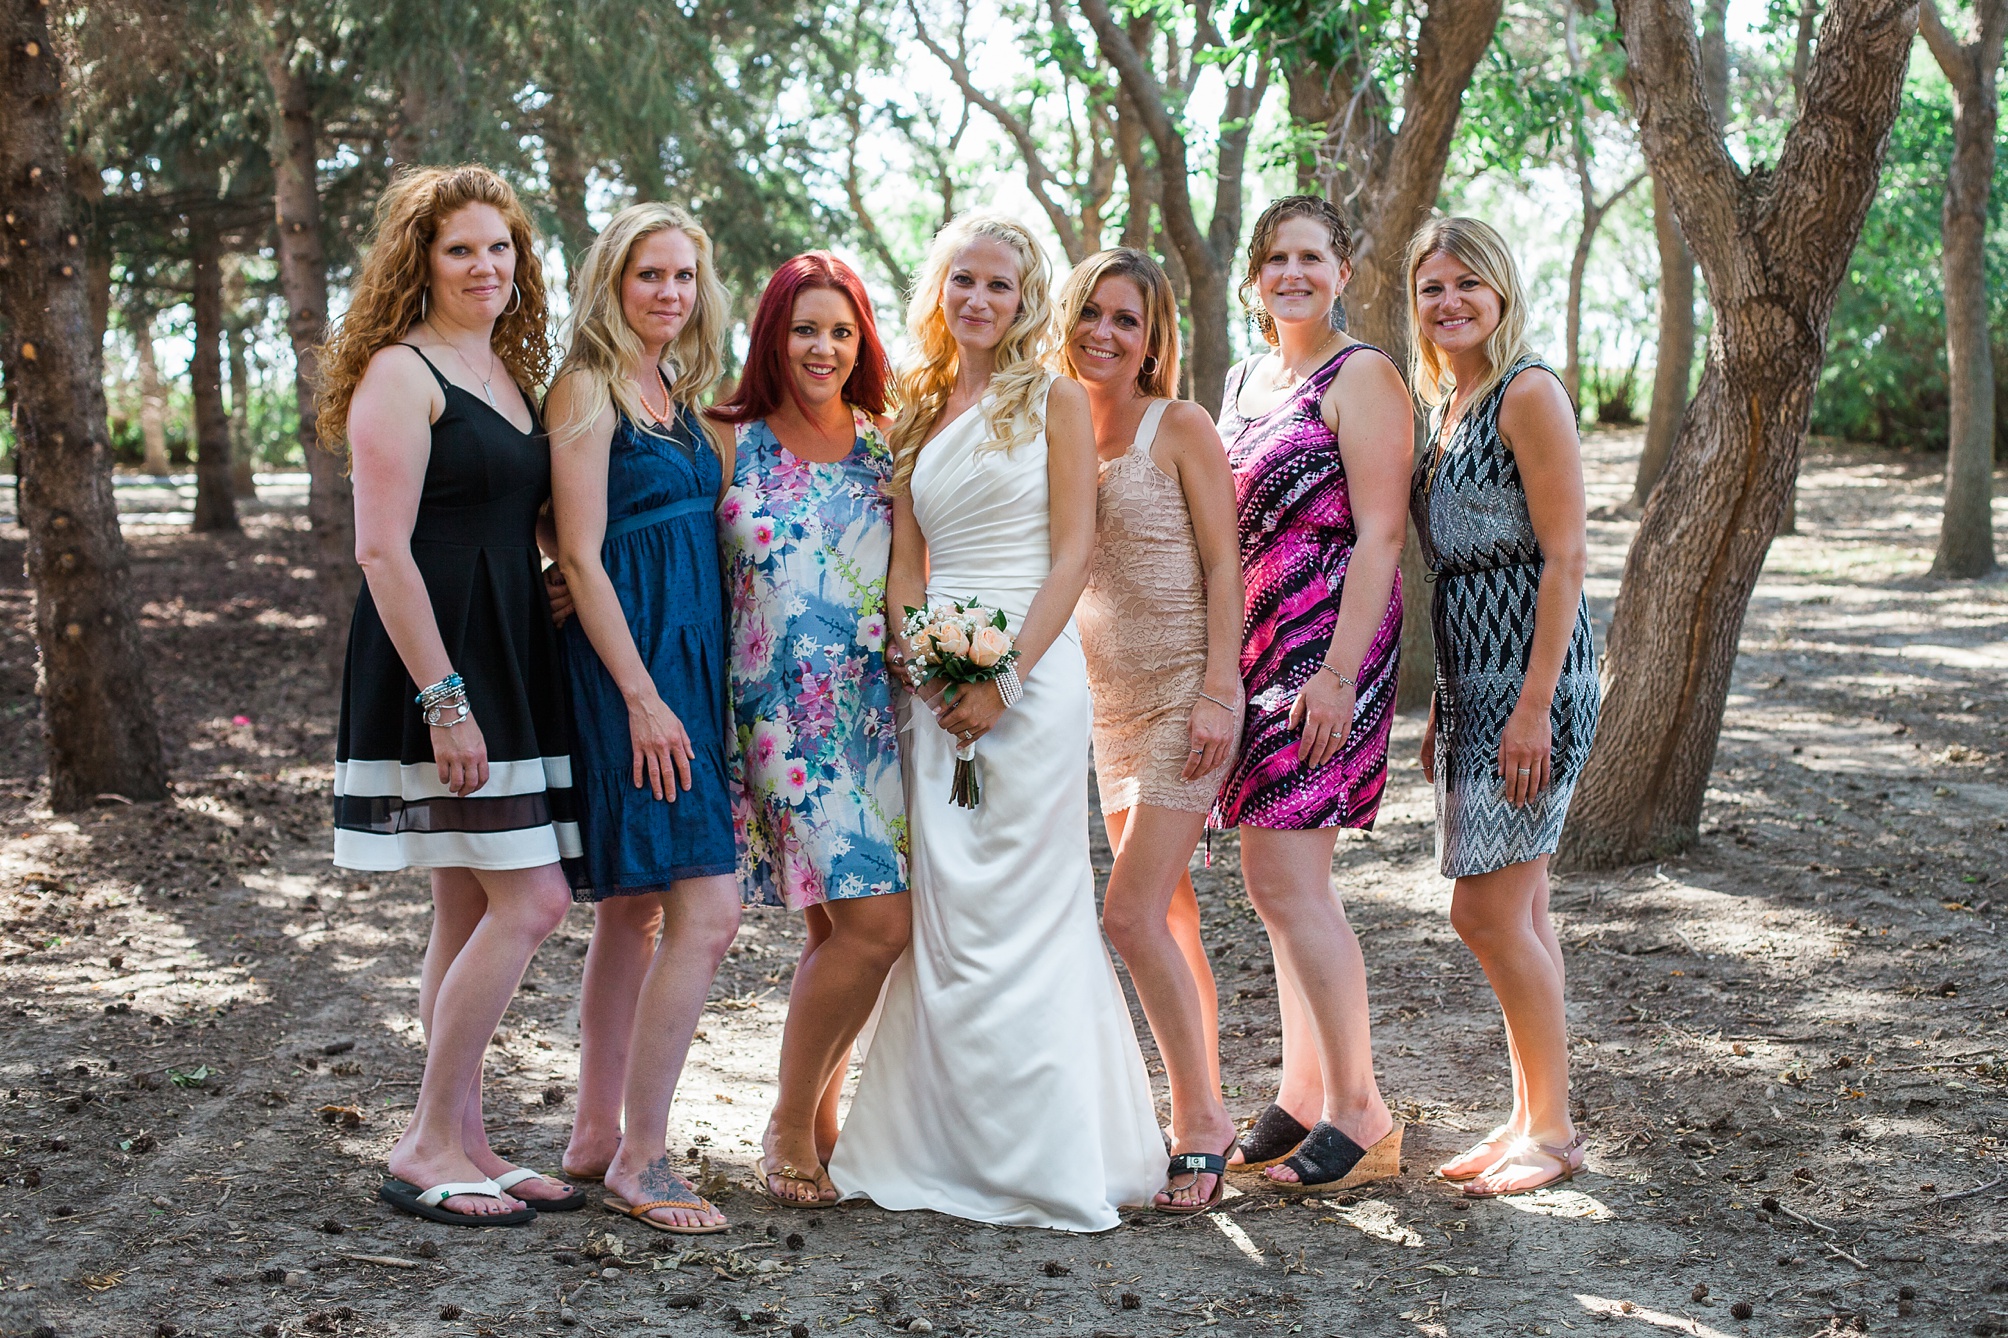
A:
<box><xmin>1495</xmin><ymin>367</ymin><xmax>1588</xmax><ymax>807</ymax></box>
<box><xmin>1159</xmin><ymin>401</ymin><xmax>1244</xmax><ymax>780</ymax></box>
<box><xmin>550</xmin><ymin>374</ymin><xmax>693</xmax><ymax>800</ymax></box>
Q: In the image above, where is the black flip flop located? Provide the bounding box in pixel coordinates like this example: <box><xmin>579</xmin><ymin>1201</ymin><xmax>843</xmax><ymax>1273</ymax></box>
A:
<box><xmin>1156</xmin><ymin>1148</ymin><xmax>1230</xmax><ymax>1216</ymax></box>
<box><xmin>378</xmin><ymin>1177</ymin><xmax>537</xmax><ymax>1227</ymax></box>
<box><xmin>1233</xmin><ymin>1104</ymin><xmax>1311</xmax><ymax>1170</ymax></box>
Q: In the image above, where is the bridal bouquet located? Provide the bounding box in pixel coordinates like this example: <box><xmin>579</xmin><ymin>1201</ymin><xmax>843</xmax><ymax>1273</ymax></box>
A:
<box><xmin>902</xmin><ymin>599</ymin><xmax>1019</xmax><ymax>808</ymax></box>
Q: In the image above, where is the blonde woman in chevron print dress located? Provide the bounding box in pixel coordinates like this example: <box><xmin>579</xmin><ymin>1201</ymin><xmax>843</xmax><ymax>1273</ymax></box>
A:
<box><xmin>1406</xmin><ymin>217</ymin><xmax>1600</xmax><ymax>1200</ymax></box>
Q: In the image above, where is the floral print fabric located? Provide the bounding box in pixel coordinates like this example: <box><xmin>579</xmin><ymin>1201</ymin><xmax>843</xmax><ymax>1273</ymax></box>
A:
<box><xmin>723</xmin><ymin>414</ymin><xmax>908</xmax><ymax>909</ymax></box>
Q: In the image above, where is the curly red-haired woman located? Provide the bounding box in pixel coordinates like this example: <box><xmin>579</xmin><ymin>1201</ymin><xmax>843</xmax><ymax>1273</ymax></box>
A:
<box><xmin>711</xmin><ymin>253</ymin><xmax>910</xmax><ymax>1207</ymax></box>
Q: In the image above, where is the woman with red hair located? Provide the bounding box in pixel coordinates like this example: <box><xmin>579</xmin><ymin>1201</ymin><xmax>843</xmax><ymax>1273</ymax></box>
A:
<box><xmin>712</xmin><ymin>253</ymin><xmax>909</xmax><ymax>1207</ymax></box>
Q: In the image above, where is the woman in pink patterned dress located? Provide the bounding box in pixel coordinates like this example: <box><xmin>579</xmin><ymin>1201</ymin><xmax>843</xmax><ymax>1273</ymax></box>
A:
<box><xmin>1211</xmin><ymin>196</ymin><xmax>1410</xmax><ymax>1191</ymax></box>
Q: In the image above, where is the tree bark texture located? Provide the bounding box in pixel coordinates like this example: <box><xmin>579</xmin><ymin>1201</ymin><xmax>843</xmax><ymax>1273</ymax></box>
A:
<box><xmin>1561</xmin><ymin>0</ymin><xmax>1917</xmax><ymax>869</ymax></box>
<box><xmin>225</xmin><ymin>262</ymin><xmax>257</xmax><ymax>498</ymax></box>
<box><xmin>188</xmin><ymin>223</ymin><xmax>238</xmax><ymax>533</ymax></box>
<box><xmin>1635</xmin><ymin>175</ymin><xmax>1695</xmax><ymax>506</ymax></box>
<box><xmin>1921</xmin><ymin>0</ymin><xmax>2004</xmax><ymax>578</ymax></box>
<box><xmin>543</xmin><ymin>106</ymin><xmax>596</xmax><ymax>277</ymax></box>
<box><xmin>130</xmin><ymin>302</ymin><xmax>172</xmax><ymax>476</ymax></box>
<box><xmin>1290</xmin><ymin>0</ymin><xmax>1502</xmax><ymax>712</ymax></box>
<box><xmin>258</xmin><ymin>25</ymin><xmax>359</xmax><ymax>662</ymax></box>
<box><xmin>1080</xmin><ymin>0</ymin><xmax>1264</xmax><ymax>416</ymax></box>
<box><xmin>0</xmin><ymin>0</ymin><xmax>169</xmax><ymax>809</ymax></box>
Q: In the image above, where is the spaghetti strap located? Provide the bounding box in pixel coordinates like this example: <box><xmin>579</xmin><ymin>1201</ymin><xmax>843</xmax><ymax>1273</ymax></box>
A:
<box><xmin>397</xmin><ymin>342</ymin><xmax>452</xmax><ymax>392</ymax></box>
<box><xmin>1130</xmin><ymin>398</ymin><xmax>1172</xmax><ymax>456</ymax></box>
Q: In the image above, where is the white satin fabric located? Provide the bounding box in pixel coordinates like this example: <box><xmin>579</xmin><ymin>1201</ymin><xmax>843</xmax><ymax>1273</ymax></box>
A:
<box><xmin>827</xmin><ymin>392</ymin><xmax>1165</xmax><ymax>1232</ymax></box>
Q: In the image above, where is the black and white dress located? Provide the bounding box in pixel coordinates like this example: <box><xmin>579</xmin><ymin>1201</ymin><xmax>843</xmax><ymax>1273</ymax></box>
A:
<box><xmin>332</xmin><ymin>346</ymin><xmax>582</xmax><ymax>872</ymax></box>
<box><xmin>1409</xmin><ymin>356</ymin><xmax>1600</xmax><ymax>879</ymax></box>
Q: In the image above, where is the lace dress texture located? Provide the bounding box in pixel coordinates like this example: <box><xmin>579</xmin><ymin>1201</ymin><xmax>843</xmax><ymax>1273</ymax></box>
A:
<box><xmin>1078</xmin><ymin>398</ymin><xmax>1239</xmax><ymax>816</ymax></box>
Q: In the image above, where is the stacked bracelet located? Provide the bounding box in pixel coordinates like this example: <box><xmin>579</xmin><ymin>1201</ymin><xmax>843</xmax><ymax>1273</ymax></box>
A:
<box><xmin>416</xmin><ymin>672</ymin><xmax>465</xmax><ymax>708</ymax></box>
<box><xmin>417</xmin><ymin>672</ymin><xmax>470</xmax><ymax>728</ymax></box>
<box><xmin>995</xmin><ymin>664</ymin><xmax>1024</xmax><ymax>709</ymax></box>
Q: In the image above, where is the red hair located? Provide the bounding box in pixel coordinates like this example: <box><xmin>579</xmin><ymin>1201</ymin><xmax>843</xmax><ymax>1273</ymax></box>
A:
<box><xmin>710</xmin><ymin>252</ymin><xmax>889</xmax><ymax>424</ymax></box>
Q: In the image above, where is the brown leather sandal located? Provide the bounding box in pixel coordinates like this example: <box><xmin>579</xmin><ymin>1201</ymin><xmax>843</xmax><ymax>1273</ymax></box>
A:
<box><xmin>1459</xmin><ymin>1131</ymin><xmax>1586</xmax><ymax>1199</ymax></box>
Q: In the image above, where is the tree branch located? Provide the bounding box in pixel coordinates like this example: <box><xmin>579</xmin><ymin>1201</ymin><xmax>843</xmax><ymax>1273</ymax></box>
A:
<box><xmin>907</xmin><ymin>0</ymin><xmax>1084</xmax><ymax>260</ymax></box>
<box><xmin>1917</xmin><ymin>0</ymin><xmax>1972</xmax><ymax>85</ymax></box>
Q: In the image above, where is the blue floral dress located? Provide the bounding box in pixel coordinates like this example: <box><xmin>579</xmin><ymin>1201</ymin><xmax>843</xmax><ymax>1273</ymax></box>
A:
<box><xmin>723</xmin><ymin>414</ymin><xmax>908</xmax><ymax>909</ymax></box>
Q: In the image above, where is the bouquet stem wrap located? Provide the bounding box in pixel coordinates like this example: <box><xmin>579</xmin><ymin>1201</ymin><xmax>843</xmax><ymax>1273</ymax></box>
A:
<box><xmin>951</xmin><ymin>738</ymin><xmax>980</xmax><ymax>808</ymax></box>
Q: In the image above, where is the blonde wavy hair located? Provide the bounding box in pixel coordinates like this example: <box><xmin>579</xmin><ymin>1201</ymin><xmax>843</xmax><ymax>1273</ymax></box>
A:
<box><xmin>314</xmin><ymin>164</ymin><xmax>552</xmax><ymax>451</ymax></box>
<box><xmin>1053</xmin><ymin>248</ymin><xmax>1180</xmax><ymax>400</ymax></box>
<box><xmin>550</xmin><ymin>202</ymin><xmax>732</xmax><ymax>447</ymax></box>
<box><xmin>1405</xmin><ymin>216</ymin><xmax>1535</xmax><ymax>411</ymax></box>
<box><xmin>887</xmin><ymin>213</ymin><xmax>1055</xmax><ymax>494</ymax></box>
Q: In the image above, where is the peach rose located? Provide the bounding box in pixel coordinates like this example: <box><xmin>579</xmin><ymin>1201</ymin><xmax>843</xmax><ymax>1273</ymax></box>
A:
<box><xmin>968</xmin><ymin>625</ymin><xmax>1011</xmax><ymax>668</ymax></box>
<box><xmin>931</xmin><ymin>621</ymin><xmax>970</xmax><ymax>658</ymax></box>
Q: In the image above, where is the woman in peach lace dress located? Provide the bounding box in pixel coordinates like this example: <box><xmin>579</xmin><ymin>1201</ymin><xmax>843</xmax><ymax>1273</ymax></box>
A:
<box><xmin>1062</xmin><ymin>249</ymin><xmax>1245</xmax><ymax>1214</ymax></box>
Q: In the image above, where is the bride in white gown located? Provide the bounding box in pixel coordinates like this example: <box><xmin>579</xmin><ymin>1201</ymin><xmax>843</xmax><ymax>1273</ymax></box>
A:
<box><xmin>827</xmin><ymin>214</ymin><xmax>1164</xmax><ymax>1231</ymax></box>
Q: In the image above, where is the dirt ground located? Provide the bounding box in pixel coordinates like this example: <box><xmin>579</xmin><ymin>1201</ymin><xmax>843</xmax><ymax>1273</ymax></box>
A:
<box><xmin>0</xmin><ymin>431</ymin><xmax>2002</xmax><ymax>1338</ymax></box>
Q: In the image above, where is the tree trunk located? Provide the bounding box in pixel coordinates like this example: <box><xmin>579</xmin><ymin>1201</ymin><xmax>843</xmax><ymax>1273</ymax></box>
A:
<box><xmin>258</xmin><ymin>27</ymin><xmax>359</xmax><ymax>662</ymax></box>
<box><xmin>544</xmin><ymin>106</ymin><xmax>596</xmax><ymax>276</ymax></box>
<box><xmin>1635</xmin><ymin>176</ymin><xmax>1694</xmax><ymax>505</ymax></box>
<box><xmin>1080</xmin><ymin>0</ymin><xmax>1264</xmax><ymax>416</ymax></box>
<box><xmin>131</xmin><ymin>303</ymin><xmax>172</xmax><ymax>476</ymax></box>
<box><xmin>227</xmin><ymin>322</ymin><xmax>256</xmax><ymax>498</ymax></box>
<box><xmin>1560</xmin><ymin>0</ymin><xmax>1916</xmax><ymax>869</ymax></box>
<box><xmin>1323</xmin><ymin>0</ymin><xmax>1505</xmax><ymax>712</ymax></box>
<box><xmin>188</xmin><ymin>224</ymin><xmax>238</xmax><ymax>533</ymax></box>
<box><xmin>0</xmin><ymin>0</ymin><xmax>169</xmax><ymax>810</ymax></box>
<box><xmin>1922</xmin><ymin>0</ymin><xmax>2004</xmax><ymax>578</ymax></box>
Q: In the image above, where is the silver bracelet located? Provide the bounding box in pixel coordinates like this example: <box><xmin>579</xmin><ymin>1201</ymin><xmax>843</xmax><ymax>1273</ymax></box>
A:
<box><xmin>1318</xmin><ymin>661</ymin><xmax>1358</xmax><ymax>690</ymax></box>
<box><xmin>423</xmin><ymin>695</ymin><xmax>470</xmax><ymax>728</ymax></box>
<box><xmin>1196</xmin><ymin>690</ymin><xmax>1237</xmax><ymax>713</ymax></box>
<box><xmin>995</xmin><ymin>664</ymin><xmax>1023</xmax><ymax>709</ymax></box>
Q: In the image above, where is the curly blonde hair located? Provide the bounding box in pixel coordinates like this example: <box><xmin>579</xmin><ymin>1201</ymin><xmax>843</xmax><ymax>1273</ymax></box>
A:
<box><xmin>887</xmin><ymin>213</ymin><xmax>1054</xmax><ymax>495</ymax></box>
<box><xmin>1053</xmin><ymin>248</ymin><xmax>1181</xmax><ymax>399</ymax></box>
<box><xmin>314</xmin><ymin>165</ymin><xmax>551</xmax><ymax>451</ymax></box>
<box><xmin>1404</xmin><ymin>216</ymin><xmax>1535</xmax><ymax>411</ymax></box>
<box><xmin>550</xmin><ymin>203</ymin><xmax>733</xmax><ymax>448</ymax></box>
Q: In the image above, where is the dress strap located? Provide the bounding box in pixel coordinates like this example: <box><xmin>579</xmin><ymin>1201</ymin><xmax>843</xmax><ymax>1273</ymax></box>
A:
<box><xmin>1130</xmin><ymin>398</ymin><xmax>1172</xmax><ymax>456</ymax></box>
<box><xmin>397</xmin><ymin>342</ymin><xmax>453</xmax><ymax>393</ymax></box>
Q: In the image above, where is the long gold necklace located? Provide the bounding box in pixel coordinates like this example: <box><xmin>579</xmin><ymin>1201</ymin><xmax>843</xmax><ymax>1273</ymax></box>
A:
<box><xmin>1276</xmin><ymin>329</ymin><xmax>1345</xmax><ymax>388</ymax></box>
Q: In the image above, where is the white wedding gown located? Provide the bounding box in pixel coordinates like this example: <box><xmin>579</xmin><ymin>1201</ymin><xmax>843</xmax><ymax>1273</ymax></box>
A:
<box><xmin>827</xmin><ymin>390</ymin><xmax>1165</xmax><ymax>1232</ymax></box>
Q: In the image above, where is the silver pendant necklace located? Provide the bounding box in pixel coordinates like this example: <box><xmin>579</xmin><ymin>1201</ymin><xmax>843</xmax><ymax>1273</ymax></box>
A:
<box><xmin>429</xmin><ymin>322</ymin><xmax>499</xmax><ymax>407</ymax></box>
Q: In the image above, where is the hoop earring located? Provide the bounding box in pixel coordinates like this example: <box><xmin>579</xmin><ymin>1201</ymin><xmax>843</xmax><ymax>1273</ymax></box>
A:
<box><xmin>420</xmin><ymin>288</ymin><xmax>428</xmax><ymax>322</ymax></box>
<box><xmin>1141</xmin><ymin>354</ymin><xmax>1159</xmax><ymax>377</ymax></box>
<box><xmin>503</xmin><ymin>282</ymin><xmax>523</xmax><ymax>315</ymax></box>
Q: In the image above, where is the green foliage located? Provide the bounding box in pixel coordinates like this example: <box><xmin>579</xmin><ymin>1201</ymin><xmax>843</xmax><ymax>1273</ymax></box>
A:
<box><xmin>1811</xmin><ymin>72</ymin><xmax>2008</xmax><ymax>450</ymax></box>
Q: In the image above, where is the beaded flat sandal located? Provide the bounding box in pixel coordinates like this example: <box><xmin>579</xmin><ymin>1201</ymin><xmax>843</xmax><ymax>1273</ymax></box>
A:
<box><xmin>756</xmin><ymin>1155</ymin><xmax>837</xmax><ymax>1209</ymax></box>
<box><xmin>1266</xmin><ymin>1120</ymin><xmax>1404</xmax><ymax>1194</ymax></box>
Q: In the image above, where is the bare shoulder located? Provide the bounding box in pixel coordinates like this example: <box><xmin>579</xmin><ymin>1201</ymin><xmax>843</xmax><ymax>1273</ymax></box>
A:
<box><xmin>1334</xmin><ymin>341</ymin><xmax>1409</xmax><ymax>397</ymax></box>
<box><xmin>1046</xmin><ymin>375</ymin><xmax>1089</xmax><ymax>415</ymax></box>
<box><xmin>360</xmin><ymin>341</ymin><xmax>436</xmax><ymax>394</ymax></box>
<box><xmin>1157</xmin><ymin>399</ymin><xmax>1224</xmax><ymax>455</ymax></box>
<box><xmin>1497</xmin><ymin>364</ymin><xmax>1576</xmax><ymax>440</ymax></box>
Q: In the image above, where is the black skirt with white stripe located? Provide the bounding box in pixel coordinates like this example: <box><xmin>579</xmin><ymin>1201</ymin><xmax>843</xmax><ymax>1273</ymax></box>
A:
<box><xmin>332</xmin><ymin>351</ymin><xmax>582</xmax><ymax>872</ymax></box>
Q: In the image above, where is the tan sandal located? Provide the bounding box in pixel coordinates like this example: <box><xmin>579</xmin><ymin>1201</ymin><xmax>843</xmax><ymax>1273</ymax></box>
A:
<box><xmin>1436</xmin><ymin>1124</ymin><xmax>1514</xmax><ymax>1183</ymax></box>
<box><xmin>755</xmin><ymin>1156</ymin><xmax>837</xmax><ymax>1209</ymax></box>
<box><xmin>602</xmin><ymin>1187</ymin><xmax>729</xmax><ymax>1234</ymax></box>
<box><xmin>1460</xmin><ymin>1131</ymin><xmax>1586</xmax><ymax>1199</ymax></box>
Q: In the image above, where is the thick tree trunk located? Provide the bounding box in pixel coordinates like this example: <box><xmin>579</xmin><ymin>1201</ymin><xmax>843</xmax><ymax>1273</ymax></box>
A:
<box><xmin>188</xmin><ymin>224</ymin><xmax>238</xmax><ymax>533</ymax></box>
<box><xmin>0</xmin><ymin>0</ymin><xmax>169</xmax><ymax>810</ymax></box>
<box><xmin>1922</xmin><ymin>0</ymin><xmax>2004</xmax><ymax>578</ymax></box>
<box><xmin>131</xmin><ymin>304</ymin><xmax>171</xmax><ymax>476</ymax></box>
<box><xmin>258</xmin><ymin>33</ymin><xmax>359</xmax><ymax>661</ymax></box>
<box><xmin>1561</xmin><ymin>0</ymin><xmax>1916</xmax><ymax>869</ymax></box>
